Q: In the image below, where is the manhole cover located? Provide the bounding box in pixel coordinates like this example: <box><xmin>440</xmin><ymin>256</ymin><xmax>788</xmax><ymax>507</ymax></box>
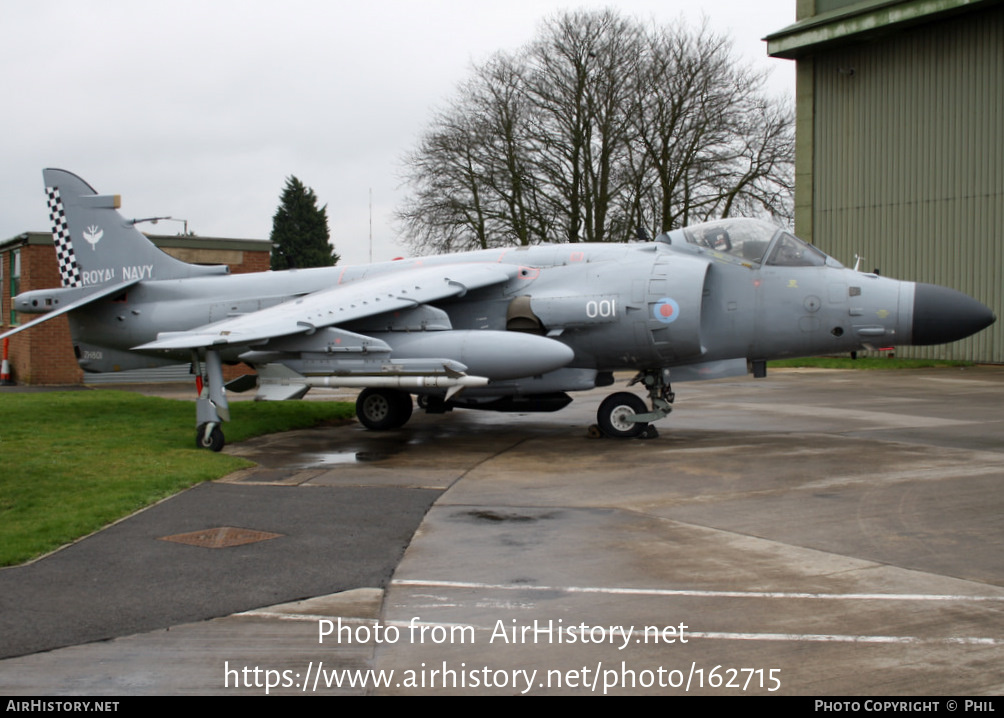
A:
<box><xmin>159</xmin><ymin>526</ymin><xmax>283</xmax><ymax>548</ymax></box>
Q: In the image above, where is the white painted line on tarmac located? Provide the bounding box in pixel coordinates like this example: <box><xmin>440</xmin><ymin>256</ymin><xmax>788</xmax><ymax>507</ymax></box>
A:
<box><xmin>392</xmin><ymin>578</ymin><xmax>1004</xmax><ymax>603</ymax></box>
<box><xmin>686</xmin><ymin>631</ymin><xmax>1001</xmax><ymax>646</ymax></box>
<box><xmin>240</xmin><ymin>581</ymin><xmax>1004</xmax><ymax>647</ymax></box>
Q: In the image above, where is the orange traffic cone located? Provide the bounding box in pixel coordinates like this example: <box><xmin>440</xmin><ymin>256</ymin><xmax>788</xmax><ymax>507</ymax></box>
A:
<box><xmin>1</xmin><ymin>337</ymin><xmax>13</xmax><ymax>385</ymax></box>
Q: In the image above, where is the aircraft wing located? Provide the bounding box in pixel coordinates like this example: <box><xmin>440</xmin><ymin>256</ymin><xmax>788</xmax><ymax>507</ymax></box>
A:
<box><xmin>134</xmin><ymin>263</ymin><xmax>517</xmax><ymax>351</ymax></box>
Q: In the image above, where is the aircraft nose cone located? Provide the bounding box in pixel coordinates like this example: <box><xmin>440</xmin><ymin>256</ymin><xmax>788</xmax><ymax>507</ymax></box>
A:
<box><xmin>912</xmin><ymin>283</ymin><xmax>996</xmax><ymax>345</ymax></box>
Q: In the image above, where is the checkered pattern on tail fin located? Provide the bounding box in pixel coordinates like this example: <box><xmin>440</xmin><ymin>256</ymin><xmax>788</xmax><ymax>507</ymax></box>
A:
<box><xmin>46</xmin><ymin>186</ymin><xmax>82</xmax><ymax>288</ymax></box>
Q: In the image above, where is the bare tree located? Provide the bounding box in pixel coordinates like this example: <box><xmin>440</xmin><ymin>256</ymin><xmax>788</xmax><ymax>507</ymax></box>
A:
<box><xmin>713</xmin><ymin>95</ymin><xmax>795</xmax><ymax>221</ymax></box>
<box><xmin>398</xmin><ymin>55</ymin><xmax>552</xmax><ymax>252</ymax></box>
<box><xmin>397</xmin><ymin>110</ymin><xmax>490</xmax><ymax>253</ymax></box>
<box><xmin>398</xmin><ymin>10</ymin><xmax>793</xmax><ymax>254</ymax></box>
<box><xmin>522</xmin><ymin>10</ymin><xmax>643</xmax><ymax>243</ymax></box>
<box><xmin>470</xmin><ymin>54</ymin><xmax>545</xmax><ymax>247</ymax></box>
<box><xmin>624</xmin><ymin>21</ymin><xmax>794</xmax><ymax>234</ymax></box>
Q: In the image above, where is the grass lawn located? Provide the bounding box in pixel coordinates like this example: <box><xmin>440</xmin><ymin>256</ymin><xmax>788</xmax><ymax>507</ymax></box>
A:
<box><xmin>769</xmin><ymin>356</ymin><xmax>974</xmax><ymax>370</ymax></box>
<box><xmin>0</xmin><ymin>390</ymin><xmax>354</xmax><ymax>567</ymax></box>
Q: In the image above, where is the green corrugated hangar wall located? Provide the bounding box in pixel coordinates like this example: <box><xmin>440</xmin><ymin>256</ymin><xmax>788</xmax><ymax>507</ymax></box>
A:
<box><xmin>772</xmin><ymin>1</ymin><xmax>1002</xmax><ymax>362</ymax></box>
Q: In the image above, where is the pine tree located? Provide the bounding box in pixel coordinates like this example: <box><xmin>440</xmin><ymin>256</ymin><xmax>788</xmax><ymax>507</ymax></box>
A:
<box><xmin>269</xmin><ymin>176</ymin><xmax>339</xmax><ymax>270</ymax></box>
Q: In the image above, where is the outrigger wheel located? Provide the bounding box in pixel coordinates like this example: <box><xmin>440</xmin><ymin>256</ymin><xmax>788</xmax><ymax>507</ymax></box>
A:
<box><xmin>193</xmin><ymin>349</ymin><xmax>228</xmax><ymax>452</ymax></box>
<box><xmin>196</xmin><ymin>423</ymin><xmax>225</xmax><ymax>452</ymax></box>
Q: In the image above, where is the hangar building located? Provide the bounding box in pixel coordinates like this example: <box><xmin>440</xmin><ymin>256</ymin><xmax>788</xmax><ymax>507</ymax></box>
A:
<box><xmin>766</xmin><ymin>0</ymin><xmax>1002</xmax><ymax>362</ymax></box>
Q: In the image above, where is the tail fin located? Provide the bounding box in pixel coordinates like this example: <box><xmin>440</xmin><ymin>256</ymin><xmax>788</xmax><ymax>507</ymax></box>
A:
<box><xmin>43</xmin><ymin>168</ymin><xmax>228</xmax><ymax>288</ymax></box>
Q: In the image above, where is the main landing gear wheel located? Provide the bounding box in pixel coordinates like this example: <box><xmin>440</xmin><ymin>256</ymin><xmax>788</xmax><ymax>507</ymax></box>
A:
<box><xmin>596</xmin><ymin>392</ymin><xmax>648</xmax><ymax>439</ymax></box>
<box><xmin>196</xmin><ymin>423</ymin><xmax>225</xmax><ymax>452</ymax></box>
<box><xmin>356</xmin><ymin>388</ymin><xmax>414</xmax><ymax>430</ymax></box>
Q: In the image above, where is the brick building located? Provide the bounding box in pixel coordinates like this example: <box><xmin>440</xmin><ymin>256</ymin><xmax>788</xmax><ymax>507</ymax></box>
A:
<box><xmin>0</xmin><ymin>232</ymin><xmax>271</xmax><ymax>384</ymax></box>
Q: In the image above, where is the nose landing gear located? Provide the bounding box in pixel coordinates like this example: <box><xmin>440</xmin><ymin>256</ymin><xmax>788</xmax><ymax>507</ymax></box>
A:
<box><xmin>597</xmin><ymin>392</ymin><xmax>648</xmax><ymax>438</ymax></box>
<box><xmin>593</xmin><ymin>369</ymin><xmax>674</xmax><ymax>439</ymax></box>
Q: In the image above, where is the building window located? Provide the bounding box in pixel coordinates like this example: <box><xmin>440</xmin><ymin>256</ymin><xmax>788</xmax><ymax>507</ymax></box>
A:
<box><xmin>9</xmin><ymin>249</ymin><xmax>20</xmax><ymax>325</ymax></box>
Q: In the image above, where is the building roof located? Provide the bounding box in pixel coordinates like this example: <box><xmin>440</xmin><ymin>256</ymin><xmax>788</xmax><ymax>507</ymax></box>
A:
<box><xmin>765</xmin><ymin>0</ymin><xmax>999</xmax><ymax>58</ymax></box>
<box><xmin>0</xmin><ymin>231</ymin><xmax>270</xmax><ymax>253</ymax></box>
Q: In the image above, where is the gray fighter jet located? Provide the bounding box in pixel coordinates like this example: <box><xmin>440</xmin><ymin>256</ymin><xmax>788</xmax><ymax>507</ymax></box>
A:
<box><xmin>4</xmin><ymin>169</ymin><xmax>995</xmax><ymax>450</ymax></box>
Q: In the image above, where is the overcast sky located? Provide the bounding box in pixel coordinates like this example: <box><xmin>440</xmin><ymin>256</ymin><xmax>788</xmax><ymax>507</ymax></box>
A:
<box><xmin>2</xmin><ymin>1</ymin><xmax>797</xmax><ymax>266</ymax></box>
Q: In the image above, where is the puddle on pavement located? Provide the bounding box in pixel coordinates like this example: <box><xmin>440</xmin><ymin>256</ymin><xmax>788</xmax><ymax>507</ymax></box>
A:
<box><xmin>300</xmin><ymin>441</ymin><xmax>411</xmax><ymax>466</ymax></box>
<box><xmin>303</xmin><ymin>451</ymin><xmax>362</xmax><ymax>465</ymax></box>
<box><xmin>298</xmin><ymin>450</ymin><xmax>397</xmax><ymax>464</ymax></box>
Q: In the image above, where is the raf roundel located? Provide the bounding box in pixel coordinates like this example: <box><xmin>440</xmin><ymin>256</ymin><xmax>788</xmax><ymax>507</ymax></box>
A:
<box><xmin>653</xmin><ymin>297</ymin><xmax>680</xmax><ymax>324</ymax></box>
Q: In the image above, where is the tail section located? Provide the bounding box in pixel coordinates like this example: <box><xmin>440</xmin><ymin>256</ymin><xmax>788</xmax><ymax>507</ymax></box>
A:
<box><xmin>43</xmin><ymin>168</ymin><xmax>228</xmax><ymax>288</ymax></box>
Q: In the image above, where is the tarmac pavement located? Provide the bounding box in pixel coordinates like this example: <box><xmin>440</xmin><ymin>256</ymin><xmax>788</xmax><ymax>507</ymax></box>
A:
<box><xmin>0</xmin><ymin>367</ymin><xmax>1001</xmax><ymax>695</ymax></box>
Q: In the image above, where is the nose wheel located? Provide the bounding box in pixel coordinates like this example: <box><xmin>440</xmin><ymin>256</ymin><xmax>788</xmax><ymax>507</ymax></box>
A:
<box><xmin>594</xmin><ymin>369</ymin><xmax>674</xmax><ymax>439</ymax></box>
<box><xmin>596</xmin><ymin>392</ymin><xmax>648</xmax><ymax>438</ymax></box>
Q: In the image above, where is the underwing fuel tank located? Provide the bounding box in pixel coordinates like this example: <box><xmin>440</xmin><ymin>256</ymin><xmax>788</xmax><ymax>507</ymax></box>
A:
<box><xmin>378</xmin><ymin>330</ymin><xmax>575</xmax><ymax>380</ymax></box>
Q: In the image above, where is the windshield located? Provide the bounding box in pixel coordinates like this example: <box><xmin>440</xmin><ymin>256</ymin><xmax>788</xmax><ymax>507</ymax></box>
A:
<box><xmin>681</xmin><ymin>219</ymin><xmax>778</xmax><ymax>263</ymax></box>
<box><xmin>666</xmin><ymin>219</ymin><xmax>838</xmax><ymax>268</ymax></box>
<box><xmin>764</xmin><ymin>232</ymin><xmax>828</xmax><ymax>267</ymax></box>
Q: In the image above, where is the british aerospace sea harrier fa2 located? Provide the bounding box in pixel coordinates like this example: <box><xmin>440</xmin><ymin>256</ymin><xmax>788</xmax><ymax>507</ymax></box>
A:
<box><xmin>3</xmin><ymin>169</ymin><xmax>995</xmax><ymax>450</ymax></box>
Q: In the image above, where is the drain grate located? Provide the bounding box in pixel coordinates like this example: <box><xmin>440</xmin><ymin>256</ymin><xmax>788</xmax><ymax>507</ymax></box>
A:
<box><xmin>159</xmin><ymin>526</ymin><xmax>283</xmax><ymax>549</ymax></box>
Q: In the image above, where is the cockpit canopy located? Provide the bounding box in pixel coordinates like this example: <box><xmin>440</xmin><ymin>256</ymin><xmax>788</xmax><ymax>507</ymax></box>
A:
<box><xmin>658</xmin><ymin>219</ymin><xmax>841</xmax><ymax>268</ymax></box>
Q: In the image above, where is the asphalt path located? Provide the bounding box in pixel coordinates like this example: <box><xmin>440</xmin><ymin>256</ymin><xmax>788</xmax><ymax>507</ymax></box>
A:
<box><xmin>1</xmin><ymin>367</ymin><xmax>1001</xmax><ymax>695</ymax></box>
